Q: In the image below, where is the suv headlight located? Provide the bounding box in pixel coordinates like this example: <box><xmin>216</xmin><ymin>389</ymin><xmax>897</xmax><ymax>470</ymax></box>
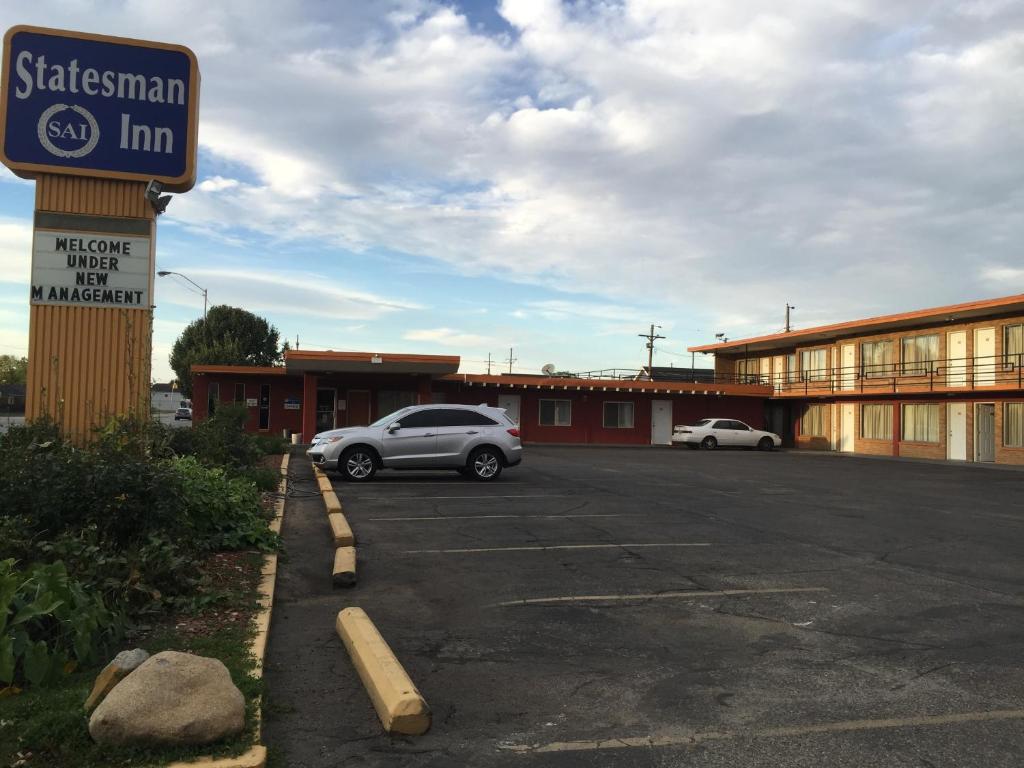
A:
<box><xmin>322</xmin><ymin>436</ymin><xmax>342</xmax><ymax>444</ymax></box>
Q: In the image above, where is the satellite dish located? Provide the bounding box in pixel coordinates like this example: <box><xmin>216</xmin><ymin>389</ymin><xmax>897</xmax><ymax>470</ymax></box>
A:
<box><xmin>541</xmin><ymin>363</ymin><xmax>556</xmax><ymax>375</ymax></box>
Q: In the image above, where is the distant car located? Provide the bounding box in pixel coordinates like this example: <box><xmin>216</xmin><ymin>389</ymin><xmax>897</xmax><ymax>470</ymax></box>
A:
<box><xmin>307</xmin><ymin>403</ymin><xmax>523</xmax><ymax>482</ymax></box>
<box><xmin>672</xmin><ymin>418</ymin><xmax>781</xmax><ymax>451</ymax></box>
<box><xmin>174</xmin><ymin>407</ymin><xmax>192</xmax><ymax>421</ymax></box>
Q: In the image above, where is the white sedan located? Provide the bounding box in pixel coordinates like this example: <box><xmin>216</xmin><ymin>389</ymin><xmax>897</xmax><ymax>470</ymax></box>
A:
<box><xmin>672</xmin><ymin>418</ymin><xmax>782</xmax><ymax>451</ymax></box>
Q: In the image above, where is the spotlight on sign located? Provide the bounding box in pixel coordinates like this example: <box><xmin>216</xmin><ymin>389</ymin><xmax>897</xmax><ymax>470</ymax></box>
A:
<box><xmin>145</xmin><ymin>179</ymin><xmax>172</xmax><ymax>215</ymax></box>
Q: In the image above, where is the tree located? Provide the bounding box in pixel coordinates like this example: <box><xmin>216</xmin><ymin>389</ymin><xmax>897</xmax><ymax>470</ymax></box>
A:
<box><xmin>170</xmin><ymin>306</ymin><xmax>285</xmax><ymax>397</ymax></box>
<box><xmin>0</xmin><ymin>355</ymin><xmax>28</xmax><ymax>385</ymax></box>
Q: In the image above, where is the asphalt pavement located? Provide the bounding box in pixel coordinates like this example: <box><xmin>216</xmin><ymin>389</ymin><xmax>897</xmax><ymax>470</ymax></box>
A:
<box><xmin>263</xmin><ymin>446</ymin><xmax>1024</xmax><ymax>767</ymax></box>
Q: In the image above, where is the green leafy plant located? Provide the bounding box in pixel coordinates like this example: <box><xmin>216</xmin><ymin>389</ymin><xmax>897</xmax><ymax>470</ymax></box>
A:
<box><xmin>0</xmin><ymin>560</ymin><xmax>121</xmax><ymax>687</ymax></box>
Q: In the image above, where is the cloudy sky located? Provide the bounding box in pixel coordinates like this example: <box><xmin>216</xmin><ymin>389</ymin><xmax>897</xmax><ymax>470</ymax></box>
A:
<box><xmin>1</xmin><ymin>0</ymin><xmax>1022</xmax><ymax>381</ymax></box>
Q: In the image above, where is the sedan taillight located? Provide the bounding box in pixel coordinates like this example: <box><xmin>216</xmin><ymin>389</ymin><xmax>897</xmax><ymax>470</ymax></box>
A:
<box><xmin>507</xmin><ymin>428</ymin><xmax>520</xmax><ymax>437</ymax></box>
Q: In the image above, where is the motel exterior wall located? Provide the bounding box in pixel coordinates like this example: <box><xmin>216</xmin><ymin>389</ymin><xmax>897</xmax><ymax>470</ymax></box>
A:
<box><xmin>698</xmin><ymin>303</ymin><xmax>1024</xmax><ymax>466</ymax></box>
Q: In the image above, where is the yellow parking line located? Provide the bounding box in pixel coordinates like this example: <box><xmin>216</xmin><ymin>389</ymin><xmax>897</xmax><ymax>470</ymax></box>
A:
<box><xmin>402</xmin><ymin>543</ymin><xmax>711</xmax><ymax>554</ymax></box>
<box><xmin>503</xmin><ymin>709</ymin><xmax>1024</xmax><ymax>753</ymax></box>
<box><xmin>490</xmin><ymin>586</ymin><xmax>828</xmax><ymax>608</ymax></box>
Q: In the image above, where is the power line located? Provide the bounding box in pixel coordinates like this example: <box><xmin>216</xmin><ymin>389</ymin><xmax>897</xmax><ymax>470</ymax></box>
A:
<box><xmin>638</xmin><ymin>324</ymin><xmax>665</xmax><ymax>373</ymax></box>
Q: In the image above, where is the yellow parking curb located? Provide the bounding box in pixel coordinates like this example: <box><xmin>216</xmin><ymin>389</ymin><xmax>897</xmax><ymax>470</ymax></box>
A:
<box><xmin>166</xmin><ymin>453</ymin><xmax>289</xmax><ymax>768</ymax></box>
<box><xmin>335</xmin><ymin>608</ymin><xmax>431</xmax><ymax>736</ymax></box>
<box><xmin>332</xmin><ymin>546</ymin><xmax>357</xmax><ymax>587</ymax></box>
<box><xmin>312</xmin><ymin>464</ymin><xmax>325</xmax><ymax>479</ymax></box>
<box><xmin>317</xmin><ymin>474</ymin><xmax>334</xmax><ymax>494</ymax></box>
<box><xmin>328</xmin><ymin>512</ymin><xmax>355</xmax><ymax>546</ymax></box>
<box><xmin>323</xmin><ymin>489</ymin><xmax>343</xmax><ymax>514</ymax></box>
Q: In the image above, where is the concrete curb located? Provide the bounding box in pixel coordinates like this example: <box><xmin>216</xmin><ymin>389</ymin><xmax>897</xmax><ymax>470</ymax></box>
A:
<box><xmin>328</xmin><ymin>512</ymin><xmax>355</xmax><ymax>546</ymax></box>
<box><xmin>323</xmin><ymin>489</ymin><xmax>343</xmax><ymax>514</ymax></box>
<box><xmin>165</xmin><ymin>452</ymin><xmax>288</xmax><ymax>768</ymax></box>
<box><xmin>332</xmin><ymin>546</ymin><xmax>357</xmax><ymax>588</ymax></box>
<box><xmin>335</xmin><ymin>607</ymin><xmax>431</xmax><ymax>736</ymax></box>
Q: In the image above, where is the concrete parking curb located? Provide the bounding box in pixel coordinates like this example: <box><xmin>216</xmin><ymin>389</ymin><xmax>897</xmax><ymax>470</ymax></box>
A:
<box><xmin>166</xmin><ymin>452</ymin><xmax>288</xmax><ymax>768</ymax></box>
<box><xmin>332</xmin><ymin>546</ymin><xmax>357</xmax><ymax>587</ymax></box>
<box><xmin>323</xmin><ymin>488</ymin><xmax>343</xmax><ymax>514</ymax></box>
<box><xmin>335</xmin><ymin>607</ymin><xmax>431</xmax><ymax>736</ymax></box>
<box><xmin>328</xmin><ymin>512</ymin><xmax>355</xmax><ymax>546</ymax></box>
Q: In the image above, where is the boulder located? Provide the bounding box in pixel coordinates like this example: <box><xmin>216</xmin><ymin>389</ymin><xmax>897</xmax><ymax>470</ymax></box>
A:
<box><xmin>84</xmin><ymin>648</ymin><xmax>150</xmax><ymax>713</ymax></box>
<box><xmin>88</xmin><ymin>651</ymin><xmax>245</xmax><ymax>747</ymax></box>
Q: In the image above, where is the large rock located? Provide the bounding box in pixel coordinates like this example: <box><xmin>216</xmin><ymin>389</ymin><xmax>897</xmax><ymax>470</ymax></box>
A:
<box><xmin>84</xmin><ymin>648</ymin><xmax>150</xmax><ymax>713</ymax></box>
<box><xmin>88</xmin><ymin>651</ymin><xmax>245</xmax><ymax>747</ymax></box>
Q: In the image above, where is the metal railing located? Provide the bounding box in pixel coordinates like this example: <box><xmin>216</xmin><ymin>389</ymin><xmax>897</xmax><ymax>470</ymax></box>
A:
<box><xmin>727</xmin><ymin>353</ymin><xmax>1024</xmax><ymax>395</ymax></box>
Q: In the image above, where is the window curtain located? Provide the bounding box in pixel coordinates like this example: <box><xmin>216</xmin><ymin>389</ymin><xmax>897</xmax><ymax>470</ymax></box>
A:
<box><xmin>800</xmin><ymin>349</ymin><xmax>828</xmax><ymax>381</ymax></box>
<box><xmin>801</xmin><ymin>404</ymin><xmax>826</xmax><ymax>436</ymax></box>
<box><xmin>1006</xmin><ymin>403</ymin><xmax>1024</xmax><ymax>448</ymax></box>
<box><xmin>861</xmin><ymin>404</ymin><xmax>892</xmax><ymax>440</ymax></box>
<box><xmin>603</xmin><ymin>402</ymin><xmax>634</xmax><ymax>428</ymax></box>
<box><xmin>902</xmin><ymin>404</ymin><xmax>939</xmax><ymax>443</ymax></box>
<box><xmin>862</xmin><ymin>341</ymin><xmax>893</xmax><ymax>378</ymax></box>
<box><xmin>1005</xmin><ymin>325</ymin><xmax>1024</xmax><ymax>368</ymax></box>
<box><xmin>901</xmin><ymin>335</ymin><xmax>938</xmax><ymax>375</ymax></box>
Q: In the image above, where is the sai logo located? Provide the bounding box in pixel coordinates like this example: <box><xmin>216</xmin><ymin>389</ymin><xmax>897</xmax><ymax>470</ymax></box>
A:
<box><xmin>36</xmin><ymin>103</ymin><xmax>100</xmax><ymax>159</ymax></box>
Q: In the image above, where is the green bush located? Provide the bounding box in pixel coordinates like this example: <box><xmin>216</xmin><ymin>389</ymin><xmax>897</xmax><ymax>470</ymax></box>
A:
<box><xmin>169</xmin><ymin>404</ymin><xmax>262</xmax><ymax>471</ymax></box>
<box><xmin>0</xmin><ymin>559</ymin><xmax>121</xmax><ymax>687</ymax></box>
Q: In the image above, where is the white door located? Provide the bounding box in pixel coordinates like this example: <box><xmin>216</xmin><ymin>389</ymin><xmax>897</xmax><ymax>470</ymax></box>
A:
<box><xmin>841</xmin><ymin>345</ymin><xmax>855</xmax><ymax>390</ymax></box>
<box><xmin>840</xmin><ymin>404</ymin><xmax>855</xmax><ymax>452</ymax></box>
<box><xmin>947</xmin><ymin>403</ymin><xmax>966</xmax><ymax>461</ymax></box>
<box><xmin>947</xmin><ymin>331</ymin><xmax>966</xmax><ymax>387</ymax></box>
<box><xmin>759</xmin><ymin>358</ymin><xmax>771</xmax><ymax>387</ymax></box>
<box><xmin>830</xmin><ymin>403</ymin><xmax>838</xmax><ymax>450</ymax></box>
<box><xmin>498</xmin><ymin>394</ymin><xmax>521</xmax><ymax>426</ymax></box>
<box><xmin>773</xmin><ymin>355</ymin><xmax>785</xmax><ymax>391</ymax></box>
<box><xmin>976</xmin><ymin>403</ymin><xmax>996</xmax><ymax>462</ymax></box>
<box><xmin>651</xmin><ymin>400</ymin><xmax>672</xmax><ymax>445</ymax></box>
<box><xmin>974</xmin><ymin>327</ymin><xmax>995</xmax><ymax>386</ymax></box>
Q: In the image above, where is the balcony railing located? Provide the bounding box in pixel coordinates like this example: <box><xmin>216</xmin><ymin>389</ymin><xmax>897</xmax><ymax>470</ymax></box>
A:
<box><xmin>725</xmin><ymin>354</ymin><xmax>1024</xmax><ymax>395</ymax></box>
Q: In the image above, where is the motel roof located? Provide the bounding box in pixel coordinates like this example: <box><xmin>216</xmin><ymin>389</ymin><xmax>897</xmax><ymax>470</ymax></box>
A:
<box><xmin>192</xmin><ymin>350</ymin><xmax>460</xmax><ymax>377</ymax></box>
<box><xmin>442</xmin><ymin>373</ymin><xmax>768</xmax><ymax>397</ymax></box>
<box><xmin>687</xmin><ymin>292</ymin><xmax>1024</xmax><ymax>355</ymax></box>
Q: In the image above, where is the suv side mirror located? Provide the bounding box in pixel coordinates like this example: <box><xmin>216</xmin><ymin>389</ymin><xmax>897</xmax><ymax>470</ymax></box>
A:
<box><xmin>387</xmin><ymin>422</ymin><xmax>401</xmax><ymax>433</ymax></box>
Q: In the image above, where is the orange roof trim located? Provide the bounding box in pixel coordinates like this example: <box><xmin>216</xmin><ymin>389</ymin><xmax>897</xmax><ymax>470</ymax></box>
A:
<box><xmin>191</xmin><ymin>364</ymin><xmax>287</xmax><ymax>375</ymax></box>
<box><xmin>442</xmin><ymin>373</ymin><xmax>769</xmax><ymax>397</ymax></box>
<box><xmin>688</xmin><ymin>292</ymin><xmax>1024</xmax><ymax>353</ymax></box>
<box><xmin>285</xmin><ymin>350</ymin><xmax>460</xmax><ymax>365</ymax></box>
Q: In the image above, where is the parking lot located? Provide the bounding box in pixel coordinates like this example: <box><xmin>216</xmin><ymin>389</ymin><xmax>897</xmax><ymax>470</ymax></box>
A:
<box><xmin>264</xmin><ymin>446</ymin><xmax>1024</xmax><ymax>767</ymax></box>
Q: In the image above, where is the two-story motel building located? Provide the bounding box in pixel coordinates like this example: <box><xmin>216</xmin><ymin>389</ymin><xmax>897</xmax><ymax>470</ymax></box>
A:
<box><xmin>688</xmin><ymin>292</ymin><xmax>1024</xmax><ymax>465</ymax></box>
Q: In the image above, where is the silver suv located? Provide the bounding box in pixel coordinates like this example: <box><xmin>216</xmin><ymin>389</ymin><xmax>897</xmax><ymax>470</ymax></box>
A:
<box><xmin>307</xmin><ymin>403</ymin><xmax>522</xmax><ymax>482</ymax></box>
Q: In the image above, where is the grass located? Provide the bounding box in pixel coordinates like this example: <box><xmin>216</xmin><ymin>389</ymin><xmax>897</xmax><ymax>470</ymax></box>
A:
<box><xmin>0</xmin><ymin>550</ymin><xmax>267</xmax><ymax>768</ymax></box>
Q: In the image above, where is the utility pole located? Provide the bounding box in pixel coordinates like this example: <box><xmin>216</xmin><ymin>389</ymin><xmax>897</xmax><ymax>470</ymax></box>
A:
<box><xmin>486</xmin><ymin>353</ymin><xmax>493</xmax><ymax>375</ymax></box>
<box><xmin>505</xmin><ymin>347</ymin><xmax>516</xmax><ymax>374</ymax></box>
<box><xmin>638</xmin><ymin>324</ymin><xmax>665</xmax><ymax>378</ymax></box>
<box><xmin>785</xmin><ymin>303</ymin><xmax>796</xmax><ymax>333</ymax></box>
<box><xmin>295</xmin><ymin>334</ymin><xmax>299</xmax><ymax>349</ymax></box>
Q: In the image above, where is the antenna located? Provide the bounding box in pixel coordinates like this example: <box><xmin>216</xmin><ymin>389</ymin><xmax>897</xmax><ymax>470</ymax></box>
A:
<box><xmin>541</xmin><ymin>363</ymin><xmax>556</xmax><ymax>376</ymax></box>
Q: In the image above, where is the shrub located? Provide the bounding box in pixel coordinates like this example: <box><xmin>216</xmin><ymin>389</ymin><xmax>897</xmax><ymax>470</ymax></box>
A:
<box><xmin>169</xmin><ymin>404</ymin><xmax>262</xmax><ymax>471</ymax></box>
<box><xmin>0</xmin><ymin>559</ymin><xmax>122</xmax><ymax>687</ymax></box>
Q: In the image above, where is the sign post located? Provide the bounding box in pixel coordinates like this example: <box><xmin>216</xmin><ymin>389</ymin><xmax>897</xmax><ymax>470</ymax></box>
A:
<box><xmin>0</xmin><ymin>25</ymin><xmax>199</xmax><ymax>440</ymax></box>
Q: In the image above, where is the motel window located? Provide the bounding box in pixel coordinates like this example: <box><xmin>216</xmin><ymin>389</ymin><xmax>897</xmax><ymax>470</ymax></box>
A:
<box><xmin>602</xmin><ymin>402</ymin><xmax>635</xmax><ymax>429</ymax></box>
<box><xmin>901</xmin><ymin>335</ymin><xmax>939</xmax><ymax>376</ymax></box>
<box><xmin>234</xmin><ymin>383</ymin><xmax>245</xmax><ymax>403</ymax></box>
<box><xmin>787</xmin><ymin>353</ymin><xmax>798</xmax><ymax>383</ymax></box>
<box><xmin>1006</xmin><ymin>403</ymin><xmax>1024</xmax><ymax>448</ymax></box>
<box><xmin>861</xmin><ymin>404</ymin><xmax>893</xmax><ymax>441</ymax></box>
<box><xmin>207</xmin><ymin>382</ymin><xmax>219</xmax><ymax>416</ymax></box>
<box><xmin>800</xmin><ymin>404</ymin><xmax>826</xmax><ymax>436</ymax></box>
<box><xmin>800</xmin><ymin>349</ymin><xmax>828</xmax><ymax>381</ymax></box>
<box><xmin>1005</xmin><ymin>325</ymin><xmax>1024</xmax><ymax>369</ymax></box>
<box><xmin>861</xmin><ymin>341</ymin><xmax>893</xmax><ymax>378</ymax></box>
<box><xmin>736</xmin><ymin>359</ymin><xmax>759</xmax><ymax>384</ymax></box>
<box><xmin>539</xmin><ymin>399</ymin><xmax>571</xmax><ymax>427</ymax></box>
<box><xmin>901</xmin><ymin>404</ymin><xmax>939</xmax><ymax>443</ymax></box>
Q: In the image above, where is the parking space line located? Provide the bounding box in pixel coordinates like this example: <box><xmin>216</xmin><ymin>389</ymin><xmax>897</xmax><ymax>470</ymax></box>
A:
<box><xmin>501</xmin><ymin>708</ymin><xmax>1024</xmax><ymax>753</ymax></box>
<box><xmin>402</xmin><ymin>543</ymin><xmax>710</xmax><ymax>554</ymax></box>
<box><xmin>369</xmin><ymin>513</ymin><xmax>627</xmax><ymax>522</ymax></box>
<box><xmin>352</xmin><ymin>494</ymin><xmax>571</xmax><ymax>500</ymax></box>
<box><xmin>489</xmin><ymin>586</ymin><xmax>828</xmax><ymax>608</ymax></box>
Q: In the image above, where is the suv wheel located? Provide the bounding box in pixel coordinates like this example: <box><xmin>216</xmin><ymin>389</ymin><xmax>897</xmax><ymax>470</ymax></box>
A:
<box><xmin>467</xmin><ymin>447</ymin><xmax>502</xmax><ymax>481</ymax></box>
<box><xmin>340</xmin><ymin>447</ymin><xmax>377</xmax><ymax>482</ymax></box>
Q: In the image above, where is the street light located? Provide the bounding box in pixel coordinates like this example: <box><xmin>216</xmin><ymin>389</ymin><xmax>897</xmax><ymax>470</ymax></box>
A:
<box><xmin>157</xmin><ymin>270</ymin><xmax>208</xmax><ymax>319</ymax></box>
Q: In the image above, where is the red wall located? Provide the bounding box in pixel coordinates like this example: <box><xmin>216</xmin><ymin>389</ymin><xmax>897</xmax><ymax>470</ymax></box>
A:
<box><xmin>192</xmin><ymin>373</ymin><xmax>303</xmax><ymax>435</ymax></box>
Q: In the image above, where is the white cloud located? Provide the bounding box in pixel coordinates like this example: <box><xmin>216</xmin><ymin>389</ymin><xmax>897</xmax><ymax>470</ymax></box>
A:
<box><xmin>403</xmin><ymin>327</ymin><xmax>492</xmax><ymax>346</ymax></box>
<box><xmin>197</xmin><ymin>176</ymin><xmax>240</xmax><ymax>193</ymax></box>
<box><xmin>0</xmin><ymin>220</ymin><xmax>32</xmax><ymax>285</ymax></box>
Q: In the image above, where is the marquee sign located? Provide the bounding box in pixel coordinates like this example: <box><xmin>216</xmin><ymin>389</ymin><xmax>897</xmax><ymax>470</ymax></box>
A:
<box><xmin>0</xmin><ymin>25</ymin><xmax>199</xmax><ymax>191</ymax></box>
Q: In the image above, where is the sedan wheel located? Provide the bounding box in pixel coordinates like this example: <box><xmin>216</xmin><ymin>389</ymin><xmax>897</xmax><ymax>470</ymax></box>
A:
<box><xmin>758</xmin><ymin>436</ymin><xmax>774</xmax><ymax>452</ymax></box>
<box><xmin>701</xmin><ymin>436</ymin><xmax>717</xmax><ymax>450</ymax></box>
<box><xmin>341</xmin><ymin>447</ymin><xmax>377</xmax><ymax>482</ymax></box>
<box><xmin>468</xmin><ymin>447</ymin><xmax>502</xmax><ymax>481</ymax></box>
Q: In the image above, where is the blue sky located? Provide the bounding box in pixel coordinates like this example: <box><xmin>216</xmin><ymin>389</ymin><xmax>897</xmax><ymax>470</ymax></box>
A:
<box><xmin>2</xmin><ymin>1</ymin><xmax>1024</xmax><ymax>381</ymax></box>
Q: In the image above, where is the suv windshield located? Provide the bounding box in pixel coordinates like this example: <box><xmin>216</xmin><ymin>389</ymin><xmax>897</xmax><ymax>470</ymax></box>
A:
<box><xmin>370</xmin><ymin>406</ymin><xmax>415</xmax><ymax>427</ymax></box>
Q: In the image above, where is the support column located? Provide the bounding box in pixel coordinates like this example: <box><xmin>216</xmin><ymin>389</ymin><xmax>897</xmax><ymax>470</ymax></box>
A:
<box><xmin>417</xmin><ymin>375</ymin><xmax>433</xmax><ymax>405</ymax></box>
<box><xmin>25</xmin><ymin>175</ymin><xmax>154</xmax><ymax>442</ymax></box>
<box><xmin>302</xmin><ymin>371</ymin><xmax>318</xmax><ymax>442</ymax></box>
<box><xmin>892</xmin><ymin>401</ymin><xmax>901</xmax><ymax>457</ymax></box>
